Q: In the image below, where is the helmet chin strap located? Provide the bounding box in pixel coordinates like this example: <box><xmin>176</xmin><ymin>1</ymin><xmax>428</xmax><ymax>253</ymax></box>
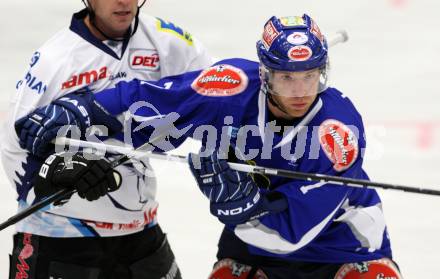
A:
<box><xmin>139</xmin><ymin>0</ymin><xmax>147</xmax><ymax>8</ymax></box>
<box><xmin>82</xmin><ymin>0</ymin><xmax>143</xmax><ymax>41</ymax></box>
<box><xmin>262</xmin><ymin>86</ymin><xmax>290</xmax><ymax>116</ymax></box>
<box><xmin>260</xmin><ymin>66</ymin><xmax>290</xmax><ymax>116</ymax></box>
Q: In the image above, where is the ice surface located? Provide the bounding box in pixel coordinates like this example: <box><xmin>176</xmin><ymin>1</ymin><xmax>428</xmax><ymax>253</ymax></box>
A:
<box><xmin>1</xmin><ymin>0</ymin><xmax>439</xmax><ymax>277</ymax></box>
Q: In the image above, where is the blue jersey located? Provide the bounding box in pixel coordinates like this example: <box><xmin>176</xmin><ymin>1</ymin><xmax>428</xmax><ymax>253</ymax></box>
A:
<box><xmin>94</xmin><ymin>58</ymin><xmax>392</xmax><ymax>263</ymax></box>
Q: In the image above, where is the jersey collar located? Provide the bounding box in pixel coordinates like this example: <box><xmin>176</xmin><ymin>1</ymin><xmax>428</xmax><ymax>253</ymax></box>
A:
<box><xmin>69</xmin><ymin>9</ymin><xmax>131</xmax><ymax>60</ymax></box>
<box><xmin>257</xmin><ymin>90</ymin><xmax>323</xmax><ymax>148</ymax></box>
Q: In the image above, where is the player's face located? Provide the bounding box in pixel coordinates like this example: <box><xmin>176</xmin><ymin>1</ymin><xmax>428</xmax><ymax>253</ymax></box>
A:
<box><xmin>270</xmin><ymin>68</ymin><xmax>320</xmax><ymax>98</ymax></box>
<box><xmin>89</xmin><ymin>0</ymin><xmax>138</xmax><ymax>38</ymax></box>
<box><xmin>268</xmin><ymin>69</ymin><xmax>320</xmax><ymax>118</ymax></box>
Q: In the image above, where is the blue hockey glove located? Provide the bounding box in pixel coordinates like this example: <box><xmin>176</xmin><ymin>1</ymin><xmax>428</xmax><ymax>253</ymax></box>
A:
<box><xmin>34</xmin><ymin>152</ymin><xmax>121</xmax><ymax>203</ymax></box>
<box><xmin>188</xmin><ymin>150</ymin><xmax>288</xmax><ymax>225</ymax></box>
<box><xmin>15</xmin><ymin>92</ymin><xmax>122</xmax><ymax>158</ymax></box>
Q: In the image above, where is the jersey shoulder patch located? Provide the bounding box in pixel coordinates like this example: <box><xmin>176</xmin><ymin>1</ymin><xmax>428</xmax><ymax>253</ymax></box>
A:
<box><xmin>191</xmin><ymin>64</ymin><xmax>249</xmax><ymax>97</ymax></box>
<box><xmin>155</xmin><ymin>17</ymin><xmax>193</xmax><ymax>45</ymax></box>
<box><xmin>318</xmin><ymin>119</ymin><xmax>359</xmax><ymax>172</ymax></box>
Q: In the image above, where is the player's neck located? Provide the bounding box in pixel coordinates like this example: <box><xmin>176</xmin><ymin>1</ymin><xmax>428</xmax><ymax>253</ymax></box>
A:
<box><xmin>84</xmin><ymin>15</ymin><xmax>105</xmax><ymax>41</ymax></box>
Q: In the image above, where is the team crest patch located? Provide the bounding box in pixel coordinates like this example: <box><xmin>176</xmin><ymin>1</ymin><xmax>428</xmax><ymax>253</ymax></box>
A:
<box><xmin>334</xmin><ymin>258</ymin><xmax>402</xmax><ymax>279</ymax></box>
<box><xmin>287</xmin><ymin>32</ymin><xmax>309</xmax><ymax>45</ymax></box>
<box><xmin>262</xmin><ymin>20</ymin><xmax>280</xmax><ymax>50</ymax></box>
<box><xmin>279</xmin><ymin>16</ymin><xmax>306</xmax><ymax>27</ymax></box>
<box><xmin>318</xmin><ymin>119</ymin><xmax>359</xmax><ymax>172</ymax></box>
<box><xmin>191</xmin><ymin>64</ymin><xmax>248</xmax><ymax>97</ymax></box>
<box><xmin>288</xmin><ymin>46</ymin><xmax>313</xmax><ymax>61</ymax></box>
<box><xmin>129</xmin><ymin>49</ymin><xmax>160</xmax><ymax>71</ymax></box>
<box><xmin>156</xmin><ymin>18</ymin><xmax>193</xmax><ymax>45</ymax></box>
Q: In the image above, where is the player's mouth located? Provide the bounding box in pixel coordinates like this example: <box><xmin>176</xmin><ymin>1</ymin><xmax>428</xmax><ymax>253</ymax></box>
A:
<box><xmin>114</xmin><ymin>11</ymin><xmax>132</xmax><ymax>19</ymax></box>
<box><xmin>289</xmin><ymin>103</ymin><xmax>308</xmax><ymax>110</ymax></box>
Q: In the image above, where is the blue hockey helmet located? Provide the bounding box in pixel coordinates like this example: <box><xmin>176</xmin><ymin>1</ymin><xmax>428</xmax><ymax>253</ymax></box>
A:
<box><xmin>256</xmin><ymin>14</ymin><xmax>328</xmax><ymax>72</ymax></box>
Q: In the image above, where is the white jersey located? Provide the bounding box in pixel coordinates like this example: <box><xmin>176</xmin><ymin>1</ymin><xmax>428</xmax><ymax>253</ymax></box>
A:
<box><xmin>0</xmin><ymin>9</ymin><xmax>213</xmax><ymax>237</ymax></box>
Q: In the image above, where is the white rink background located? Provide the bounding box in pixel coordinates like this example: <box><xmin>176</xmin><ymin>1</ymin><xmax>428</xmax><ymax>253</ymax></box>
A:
<box><xmin>1</xmin><ymin>0</ymin><xmax>440</xmax><ymax>278</ymax></box>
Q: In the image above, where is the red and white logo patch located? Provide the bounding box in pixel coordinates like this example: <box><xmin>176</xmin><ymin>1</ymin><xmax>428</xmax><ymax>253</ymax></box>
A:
<box><xmin>334</xmin><ymin>258</ymin><xmax>402</xmax><ymax>279</ymax></box>
<box><xmin>287</xmin><ymin>32</ymin><xmax>309</xmax><ymax>45</ymax></box>
<box><xmin>209</xmin><ymin>258</ymin><xmax>268</xmax><ymax>279</ymax></box>
<box><xmin>288</xmin><ymin>46</ymin><xmax>313</xmax><ymax>61</ymax></box>
<box><xmin>191</xmin><ymin>64</ymin><xmax>248</xmax><ymax>97</ymax></box>
<box><xmin>19</xmin><ymin>244</ymin><xmax>34</xmax><ymax>259</ymax></box>
<box><xmin>262</xmin><ymin>21</ymin><xmax>280</xmax><ymax>50</ymax></box>
<box><xmin>319</xmin><ymin>119</ymin><xmax>359</xmax><ymax>172</ymax></box>
<box><xmin>129</xmin><ymin>49</ymin><xmax>160</xmax><ymax>71</ymax></box>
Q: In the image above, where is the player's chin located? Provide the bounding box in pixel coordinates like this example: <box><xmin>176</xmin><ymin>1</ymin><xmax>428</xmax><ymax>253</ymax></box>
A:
<box><xmin>116</xmin><ymin>20</ymin><xmax>132</xmax><ymax>29</ymax></box>
<box><xmin>110</xmin><ymin>24</ymin><xmax>131</xmax><ymax>36</ymax></box>
<box><xmin>286</xmin><ymin>107</ymin><xmax>309</xmax><ymax>118</ymax></box>
<box><xmin>112</xmin><ymin>15</ymin><xmax>134</xmax><ymax>27</ymax></box>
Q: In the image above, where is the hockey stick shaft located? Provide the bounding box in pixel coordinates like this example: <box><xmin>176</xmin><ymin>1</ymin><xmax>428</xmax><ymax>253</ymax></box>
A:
<box><xmin>0</xmin><ymin>188</ymin><xmax>72</xmax><ymax>231</ymax></box>
<box><xmin>0</xmin><ymin>134</ymin><xmax>166</xmax><ymax>232</ymax></box>
<box><xmin>328</xmin><ymin>30</ymin><xmax>349</xmax><ymax>47</ymax></box>
<box><xmin>56</xmin><ymin>138</ymin><xmax>440</xmax><ymax>196</ymax></box>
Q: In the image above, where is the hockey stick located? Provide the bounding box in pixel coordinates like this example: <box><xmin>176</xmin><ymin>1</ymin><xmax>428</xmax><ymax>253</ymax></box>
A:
<box><xmin>327</xmin><ymin>30</ymin><xmax>349</xmax><ymax>47</ymax></box>
<box><xmin>0</xmin><ymin>133</ymin><xmax>167</xmax><ymax>231</ymax></box>
<box><xmin>55</xmin><ymin>138</ymin><xmax>440</xmax><ymax>196</ymax></box>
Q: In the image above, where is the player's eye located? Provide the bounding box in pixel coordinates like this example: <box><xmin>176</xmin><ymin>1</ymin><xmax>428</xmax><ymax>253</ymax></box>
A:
<box><xmin>281</xmin><ymin>75</ymin><xmax>293</xmax><ymax>81</ymax></box>
<box><xmin>304</xmin><ymin>73</ymin><xmax>315</xmax><ymax>80</ymax></box>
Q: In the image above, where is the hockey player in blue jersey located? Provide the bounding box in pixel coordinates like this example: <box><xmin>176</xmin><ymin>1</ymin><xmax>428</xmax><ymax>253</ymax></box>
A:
<box><xmin>14</xmin><ymin>14</ymin><xmax>403</xmax><ymax>278</ymax></box>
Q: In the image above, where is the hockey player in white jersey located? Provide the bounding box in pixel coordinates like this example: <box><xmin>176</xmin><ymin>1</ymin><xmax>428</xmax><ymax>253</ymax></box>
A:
<box><xmin>0</xmin><ymin>0</ymin><xmax>212</xmax><ymax>278</ymax></box>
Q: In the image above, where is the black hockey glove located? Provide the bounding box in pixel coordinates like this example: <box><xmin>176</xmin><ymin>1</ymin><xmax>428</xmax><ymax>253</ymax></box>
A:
<box><xmin>34</xmin><ymin>152</ymin><xmax>121</xmax><ymax>203</ymax></box>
